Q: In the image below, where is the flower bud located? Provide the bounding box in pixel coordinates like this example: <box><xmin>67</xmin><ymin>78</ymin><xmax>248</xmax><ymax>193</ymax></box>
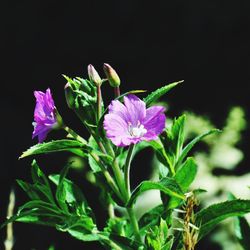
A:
<box><xmin>88</xmin><ymin>64</ymin><xmax>102</xmax><ymax>86</ymax></box>
<box><xmin>103</xmin><ymin>63</ymin><xmax>120</xmax><ymax>87</ymax></box>
<box><xmin>64</xmin><ymin>82</ymin><xmax>75</xmax><ymax>109</ymax></box>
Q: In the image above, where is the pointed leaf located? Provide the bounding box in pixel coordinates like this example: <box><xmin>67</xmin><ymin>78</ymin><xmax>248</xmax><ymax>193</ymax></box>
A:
<box><xmin>176</xmin><ymin>129</ymin><xmax>220</xmax><ymax>167</ymax></box>
<box><xmin>20</xmin><ymin>139</ymin><xmax>88</xmax><ymax>159</ymax></box>
<box><xmin>160</xmin><ymin>115</ymin><xmax>186</xmax><ymax>167</ymax></box>
<box><xmin>49</xmin><ymin>174</ymin><xmax>92</xmax><ymax>217</ymax></box>
<box><xmin>168</xmin><ymin>157</ymin><xmax>198</xmax><ymax>209</ymax></box>
<box><xmin>127</xmin><ymin>178</ymin><xmax>185</xmax><ymax>207</ymax></box>
<box><xmin>144</xmin><ymin>80</ymin><xmax>183</xmax><ymax>106</ymax></box>
<box><xmin>196</xmin><ymin>199</ymin><xmax>250</xmax><ymax>240</ymax></box>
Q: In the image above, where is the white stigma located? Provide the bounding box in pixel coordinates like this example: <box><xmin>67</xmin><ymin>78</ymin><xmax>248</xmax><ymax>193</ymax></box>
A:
<box><xmin>128</xmin><ymin>122</ymin><xmax>147</xmax><ymax>138</ymax></box>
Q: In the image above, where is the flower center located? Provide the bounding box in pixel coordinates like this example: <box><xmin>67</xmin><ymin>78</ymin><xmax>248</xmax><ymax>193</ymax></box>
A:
<box><xmin>128</xmin><ymin>122</ymin><xmax>147</xmax><ymax>138</ymax></box>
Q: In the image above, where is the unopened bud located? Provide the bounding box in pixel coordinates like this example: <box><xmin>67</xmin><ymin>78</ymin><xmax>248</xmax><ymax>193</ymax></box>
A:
<box><xmin>103</xmin><ymin>63</ymin><xmax>120</xmax><ymax>87</ymax></box>
<box><xmin>88</xmin><ymin>64</ymin><xmax>102</xmax><ymax>86</ymax></box>
<box><xmin>64</xmin><ymin>82</ymin><xmax>75</xmax><ymax>109</ymax></box>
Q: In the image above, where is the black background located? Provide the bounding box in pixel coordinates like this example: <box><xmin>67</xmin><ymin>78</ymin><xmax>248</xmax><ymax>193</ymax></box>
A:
<box><xmin>1</xmin><ymin>0</ymin><xmax>250</xmax><ymax>249</ymax></box>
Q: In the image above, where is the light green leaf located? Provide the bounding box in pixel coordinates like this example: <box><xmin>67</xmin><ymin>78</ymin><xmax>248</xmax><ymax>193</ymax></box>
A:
<box><xmin>176</xmin><ymin>129</ymin><xmax>221</xmax><ymax>167</ymax></box>
<box><xmin>127</xmin><ymin>178</ymin><xmax>185</xmax><ymax>207</ymax></box>
<box><xmin>168</xmin><ymin>157</ymin><xmax>198</xmax><ymax>209</ymax></box>
<box><xmin>196</xmin><ymin>199</ymin><xmax>250</xmax><ymax>240</ymax></box>
<box><xmin>20</xmin><ymin>139</ymin><xmax>88</xmax><ymax>159</ymax></box>
<box><xmin>144</xmin><ymin>80</ymin><xmax>183</xmax><ymax>106</ymax></box>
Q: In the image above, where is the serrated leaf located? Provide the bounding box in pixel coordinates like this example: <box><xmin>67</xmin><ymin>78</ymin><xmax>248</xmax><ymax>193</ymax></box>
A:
<box><xmin>176</xmin><ymin>129</ymin><xmax>221</xmax><ymax>167</ymax></box>
<box><xmin>196</xmin><ymin>199</ymin><xmax>250</xmax><ymax>240</ymax></box>
<box><xmin>168</xmin><ymin>157</ymin><xmax>198</xmax><ymax>209</ymax></box>
<box><xmin>127</xmin><ymin>178</ymin><xmax>184</xmax><ymax>207</ymax></box>
<box><xmin>144</xmin><ymin>80</ymin><xmax>183</xmax><ymax>106</ymax></box>
<box><xmin>20</xmin><ymin>139</ymin><xmax>88</xmax><ymax>159</ymax></box>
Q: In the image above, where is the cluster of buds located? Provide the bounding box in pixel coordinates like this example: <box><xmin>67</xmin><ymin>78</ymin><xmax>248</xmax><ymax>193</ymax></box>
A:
<box><xmin>87</xmin><ymin>63</ymin><xmax>120</xmax><ymax>88</ymax></box>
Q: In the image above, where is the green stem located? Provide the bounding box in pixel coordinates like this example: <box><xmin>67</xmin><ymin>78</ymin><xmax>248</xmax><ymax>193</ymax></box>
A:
<box><xmin>97</xmin><ymin>85</ymin><xmax>102</xmax><ymax>120</ymax></box>
<box><xmin>112</xmin><ymin>159</ymin><xmax>127</xmax><ymax>203</ymax></box>
<box><xmin>123</xmin><ymin>144</ymin><xmax>143</xmax><ymax>243</ymax></box>
<box><xmin>63</xmin><ymin>126</ymin><xmax>87</xmax><ymax>144</ymax></box>
<box><xmin>108</xmin><ymin>203</ymin><xmax>115</xmax><ymax>218</ymax></box>
<box><xmin>127</xmin><ymin>207</ymin><xmax>142</xmax><ymax>243</ymax></box>
<box><xmin>63</xmin><ymin>126</ymin><xmax>122</xmax><ymax>201</ymax></box>
<box><xmin>124</xmin><ymin>144</ymin><xmax>135</xmax><ymax>198</ymax></box>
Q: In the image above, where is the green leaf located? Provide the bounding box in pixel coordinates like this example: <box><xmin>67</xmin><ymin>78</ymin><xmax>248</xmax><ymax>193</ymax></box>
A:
<box><xmin>20</xmin><ymin>139</ymin><xmax>88</xmax><ymax>159</ymax></box>
<box><xmin>160</xmin><ymin>115</ymin><xmax>186</xmax><ymax>168</ymax></box>
<box><xmin>145</xmin><ymin>220</ymin><xmax>172</xmax><ymax>250</ymax></box>
<box><xmin>108</xmin><ymin>233</ymin><xmax>145</xmax><ymax>250</ymax></box>
<box><xmin>234</xmin><ymin>216</ymin><xmax>250</xmax><ymax>250</ymax></box>
<box><xmin>176</xmin><ymin>129</ymin><xmax>220</xmax><ymax>167</ymax></box>
<box><xmin>88</xmin><ymin>136</ymin><xmax>103</xmax><ymax>172</ymax></box>
<box><xmin>228</xmin><ymin>193</ymin><xmax>250</xmax><ymax>250</ymax></box>
<box><xmin>148</xmin><ymin>140</ymin><xmax>173</xmax><ymax>174</ymax></box>
<box><xmin>139</xmin><ymin>205</ymin><xmax>164</xmax><ymax>234</ymax></box>
<box><xmin>67</xmin><ymin>229</ymin><xmax>100</xmax><ymax>242</ymax></box>
<box><xmin>16</xmin><ymin>179</ymin><xmax>55</xmax><ymax>204</ymax></box>
<box><xmin>127</xmin><ymin>178</ymin><xmax>185</xmax><ymax>207</ymax></box>
<box><xmin>195</xmin><ymin>199</ymin><xmax>250</xmax><ymax>240</ymax></box>
<box><xmin>49</xmin><ymin>174</ymin><xmax>92</xmax><ymax>217</ymax></box>
<box><xmin>144</xmin><ymin>80</ymin><xmax>183</xmax><ymax>106</ymax></box>
<box><xmin>168</xmin><ymin>158</ymin><xmax>198</xmax><ymax>209</ymax></box>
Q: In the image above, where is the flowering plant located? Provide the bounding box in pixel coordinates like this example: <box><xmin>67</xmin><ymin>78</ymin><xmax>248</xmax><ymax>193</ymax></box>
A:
<box><xmin>2</xmin><ymin>64</ymin><xmax>250</xmax><ymax>250</ymax></box>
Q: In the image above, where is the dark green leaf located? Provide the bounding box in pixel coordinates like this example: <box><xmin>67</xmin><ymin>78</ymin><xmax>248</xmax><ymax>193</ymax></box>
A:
<box><xmin>234</xmin><ymin>216</ymin><xmax>250</xmax><ymax>250</ymax></box>
<box><xmin>108</xmin><ymin>233</ymin><xmax>145</xmax><ymax>250</ymax></box>
<box><xmin>20</xmin><ymin>139</ymin><xmax>88</xmax><ymax>159</ymax></box>
<box><xmin>228</xmin><ymin>193</ymin><xmax>250</xmax><ymax>250</ymax></box>
<box><xmin>49</xmin><ymin>174</ymin><xmax>92</xmax><ymax>217</ymax></box>
<box><xmin>196</xmin><ymin>199</ymin><xmax>250</xmax><ymax>240</ymax></box>
<box><xmin>16</xmin><ymin>179</ymin><xmax>55</xmax><ymax>203</ymax></box>
<box><xmin>144</xmin><ymin>80</ymin><xmax>183</xmax><ymax>106</ymax></box>
<box><xmin>176</xmin><ymin>129</ymin><xmax>220</xmax><ymax>167</ymax></box>
<box><xmin>168</xmin><ymin>158</ymin><xmax>198</xmax><ymax>209</ymax></box>
<box><xmin>139</xmin><ymin>205</ymin><xmax>164</xmax><ymax>234</ymax></box>
<box><xmin>127</xmin><ymin>178</ymin><xmax>185</xmax><ymax>207</ymax></box>
<box><xmin>160</xmin><ymin>115</ymin><xmax>186</xmax><ymax>168</ymax></box>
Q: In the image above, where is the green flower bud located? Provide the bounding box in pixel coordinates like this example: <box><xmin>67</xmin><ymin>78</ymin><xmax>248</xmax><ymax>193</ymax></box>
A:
<box><xmin>103</xmin><ymin>63</ymin><xmax>120</xmax><ymax>87</ymax></box>
<box><xmin>88</xmin><ymin>64</ymin><xmax>102</xmax><ymax>86</ymax></box>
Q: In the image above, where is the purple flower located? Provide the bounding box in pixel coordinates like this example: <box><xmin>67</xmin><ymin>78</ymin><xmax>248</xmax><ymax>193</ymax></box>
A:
<box><xmin>32</xmin><ymin>88</ymin><xmax>60</xmax><ymax>143</ymax></box>
<box><xmin>104</xmin><ymin>94</ymin><xmax>166</xmax><ymax>147</ymax></box>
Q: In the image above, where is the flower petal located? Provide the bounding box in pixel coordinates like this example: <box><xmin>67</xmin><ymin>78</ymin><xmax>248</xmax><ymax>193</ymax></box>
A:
<box><xmin>108</xmin><ymin>100</ymin><xmax>130</xmax><ymax>123</ymax></box>
<box><xmin>123</xmin><ymin>95</ymin><xmax>146</xmax><ymax>125</ymax></box>
<box><xmin>143</xmin><ymin>106</ymin><xmax>166</xmax><ymax>139</ymax></box>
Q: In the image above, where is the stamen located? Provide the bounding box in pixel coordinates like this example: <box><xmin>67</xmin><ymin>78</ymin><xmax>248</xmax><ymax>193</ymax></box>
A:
<box><xmin>127</xmin><ymin>121</ymin><xmax>147</xmax><ymax>138</ymax></box>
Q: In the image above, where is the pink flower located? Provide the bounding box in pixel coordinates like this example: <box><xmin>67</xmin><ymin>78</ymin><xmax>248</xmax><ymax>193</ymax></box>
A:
<box><xmin>32</xmin><ymin>88</ymin><xmax>59</xmax><ymax>143</ymax></box>
<box><xmin>104</xmin><ymin>95</ymin><xmax>166</xmax><ymax>147</ymax></box>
